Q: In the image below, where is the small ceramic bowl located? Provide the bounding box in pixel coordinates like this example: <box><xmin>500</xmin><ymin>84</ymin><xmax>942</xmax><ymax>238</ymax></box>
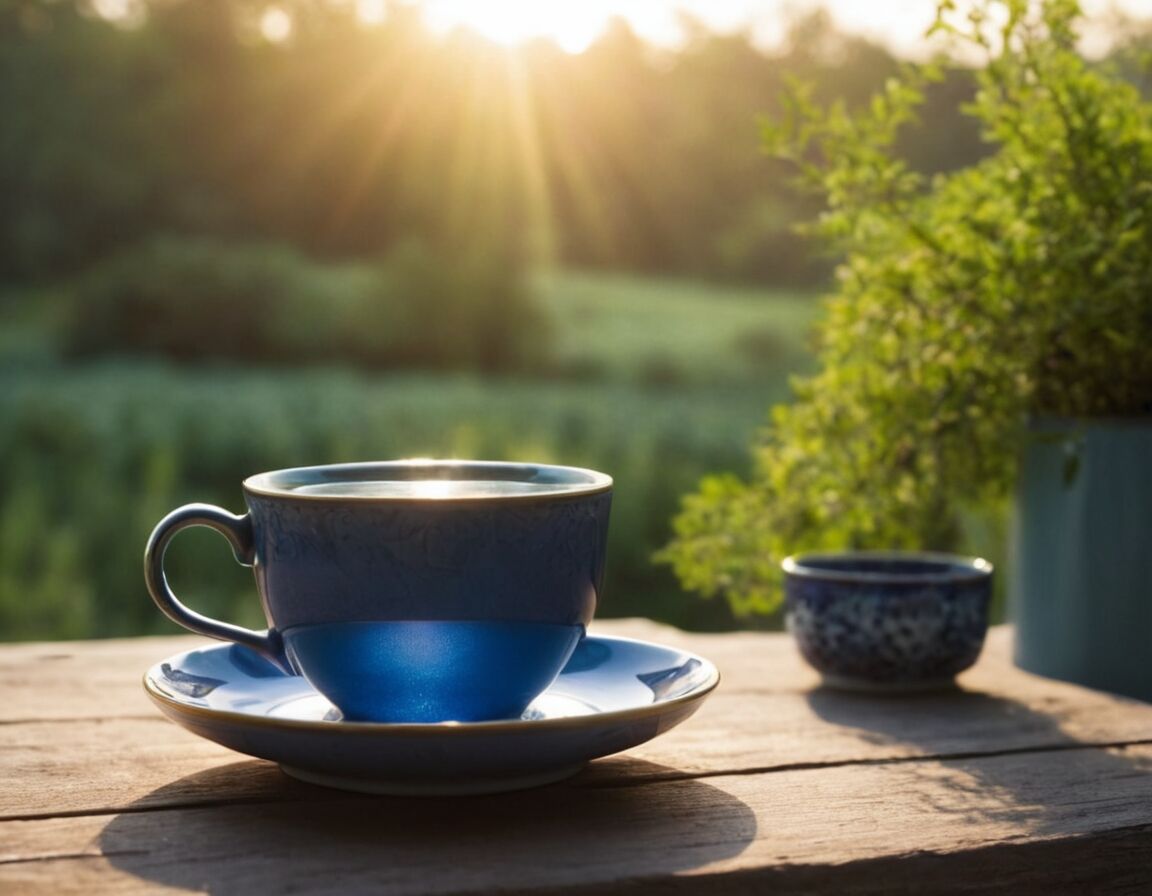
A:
<box><xmin>782</xmin><ymin>551</ymin><xmax>993</xmax><ymax>692</ymax></box>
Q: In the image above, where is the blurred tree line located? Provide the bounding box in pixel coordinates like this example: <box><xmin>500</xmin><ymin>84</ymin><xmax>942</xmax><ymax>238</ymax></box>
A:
<box><xmin>1</xmin><ymin>0</ymin><xmax>990</xmax><ymax>294</ymax></box>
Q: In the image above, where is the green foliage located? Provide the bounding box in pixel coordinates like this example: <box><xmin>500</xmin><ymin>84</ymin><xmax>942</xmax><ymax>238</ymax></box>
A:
<box><xmin>59</xmin><ymin>236</ymin><xmax>547</xmax><ymax>373</ymax></box>
<box><xmin>661</xmin><ymin>0</ymin><xmax>1152</xmax><ymax>617</ymax></box>
<box><xmin>62</xmin><ymin>236</ymin><xmax>359</xmax><ymax>364</ymax></box>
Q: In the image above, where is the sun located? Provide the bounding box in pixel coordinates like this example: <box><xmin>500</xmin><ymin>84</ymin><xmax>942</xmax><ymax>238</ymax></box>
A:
<box><xmin>419</xmin><ymin>0</ymin><xmax>618</xmax><ymax>54</ymax></box>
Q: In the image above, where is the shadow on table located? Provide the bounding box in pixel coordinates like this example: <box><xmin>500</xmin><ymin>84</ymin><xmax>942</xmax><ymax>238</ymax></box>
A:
<box><xmin>100</xmin><ymin>757</ymin><xmax>757</xmax><ymax>893</ymax></box>
<box><xmin>805</xmin><ymin>684</ymin><xmax>1152</xmax><ymax>836</ymax></box>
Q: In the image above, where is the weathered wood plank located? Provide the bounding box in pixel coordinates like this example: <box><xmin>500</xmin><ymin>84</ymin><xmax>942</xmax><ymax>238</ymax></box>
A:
<box><xmin>0</xmin><ymin>622</ymin><xmax>1072</xmax><ymax>719</ymax></box>
<box><xmin>6</xmin><ymin>684</ymin><xmax>1152</xmax><ymax>822</ymax></box>
<box><xmin>3</xmin><ymin>623</ymin><xmax>1146</xmax><ymax>717</ymax></box>
<box><xmin>4</xmin><ymin>625</ymin><xmax>1152</xmax><ymax>820</ymax></box>
<box><xmin>3</xmin><ymin>746</ymin><xmax>1151</xmax><ymax>895</ymax></box>
<box><xmin>0</xmin><ymin>633</ymin><xmax>203</xmax><ymax>722</ymax></box>
<box><xmin>4</xmin><ymin>625</ymin><xmax>1152</xmax><ymax>893</ymax></box>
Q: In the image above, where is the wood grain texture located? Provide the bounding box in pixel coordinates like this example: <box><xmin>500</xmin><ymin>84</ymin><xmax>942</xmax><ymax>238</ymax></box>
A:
<box><xmin>2</xmin><ymin>621</ymin><xmax>1152</xmax><ymax>894</ymax></box>
<box><xmin>3</xmin><ymin>746</ymin><xmax>1152</xmax><ymax>894</ymax></box>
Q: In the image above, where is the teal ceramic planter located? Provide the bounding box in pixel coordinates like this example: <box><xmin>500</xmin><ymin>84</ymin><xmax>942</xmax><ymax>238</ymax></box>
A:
<box><xmin>1012</xmin><ymin>419</ymin><xmax>1152</xmax><ymax>701</ymax></box>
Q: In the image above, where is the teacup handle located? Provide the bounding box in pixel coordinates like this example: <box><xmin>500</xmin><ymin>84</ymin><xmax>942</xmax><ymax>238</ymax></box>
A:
<box><xmin>144</xmin><ymin>504</ymin><xmax>285</xmax><ymax>667</ymax></box>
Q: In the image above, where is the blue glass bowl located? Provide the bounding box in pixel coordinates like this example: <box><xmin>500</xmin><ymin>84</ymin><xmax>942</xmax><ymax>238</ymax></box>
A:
<box><xmin>782</xmin><ymin>551</ymin><xmax>993</xmax><ymax>692</ymax></box>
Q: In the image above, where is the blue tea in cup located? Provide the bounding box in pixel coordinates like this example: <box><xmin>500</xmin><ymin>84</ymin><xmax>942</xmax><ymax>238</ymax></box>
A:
<box><xmin>144</xmin><ymin>460</ymin><xmax>612</xmax><ymax>722</ymax></box>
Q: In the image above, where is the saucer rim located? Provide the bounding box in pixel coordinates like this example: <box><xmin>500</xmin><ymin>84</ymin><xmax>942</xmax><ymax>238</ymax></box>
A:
<box><xmin>143</xmin><ymin>634</ymin><xmax>721</xmax><ymax>736</ymax></box>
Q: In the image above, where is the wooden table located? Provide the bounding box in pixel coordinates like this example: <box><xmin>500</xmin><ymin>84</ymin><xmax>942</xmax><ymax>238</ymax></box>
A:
<box><xmin>3</xmin><ymin>620</ymin><xmax>1152</xmax><ymax>893</ymax></box>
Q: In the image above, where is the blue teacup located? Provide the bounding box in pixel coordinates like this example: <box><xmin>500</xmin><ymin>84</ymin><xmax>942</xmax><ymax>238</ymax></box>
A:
<box><xmin>782</xmin><ymin>551</ymin><xmax>993</xmax><ymax>691</ymax></box>
<box><xmin>144</xmin><ymin>460</ymin><xmax>612</xmax><ymax>722</ymax></box>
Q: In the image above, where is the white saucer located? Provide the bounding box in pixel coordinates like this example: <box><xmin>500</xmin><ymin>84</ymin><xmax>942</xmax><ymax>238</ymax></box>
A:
<box><xmin>144</xmin><ymin>634</ymin><xmax>719</xmax><ymax>795</ymax></box>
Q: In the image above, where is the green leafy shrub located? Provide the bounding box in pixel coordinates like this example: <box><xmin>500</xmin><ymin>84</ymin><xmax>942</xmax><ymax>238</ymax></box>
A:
<box><xmin>373</xmin><ymin>241</ymin><xmax>550</xmax><ymax>374</ymax></box>
<box><xmin>62</xmin><ymin>236</ymin><xmax>372</xmax><ymax>364</ymax></box>
<box><xmin>60</xmin><ymin>236</ymin><xmax>547</xmax><ymax>373</ymax></box>
<box><xmin>661</xmin><ymin>0</ymin><xmax>1152</xmax><ymax>617</ymax></box>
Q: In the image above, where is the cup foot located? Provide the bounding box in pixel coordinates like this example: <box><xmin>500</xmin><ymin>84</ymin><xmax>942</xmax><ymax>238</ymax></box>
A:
<box><xmin>279</xmin><ymin>761</ymin><xmax>587</xmax><ymax>796</ymax></box>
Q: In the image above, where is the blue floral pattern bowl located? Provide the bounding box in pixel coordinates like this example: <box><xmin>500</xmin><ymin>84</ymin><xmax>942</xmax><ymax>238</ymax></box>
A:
<box><xmin>782</xmin><ymin>552</ymin><xmax>993</xmax><ymax>692</ymax></box>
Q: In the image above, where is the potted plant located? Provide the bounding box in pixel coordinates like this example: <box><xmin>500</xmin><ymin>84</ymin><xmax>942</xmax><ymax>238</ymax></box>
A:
<box><xmin>660</xmin><ymin>0</ymin><xmax>1152</xmax><ymax>698</ymax></box>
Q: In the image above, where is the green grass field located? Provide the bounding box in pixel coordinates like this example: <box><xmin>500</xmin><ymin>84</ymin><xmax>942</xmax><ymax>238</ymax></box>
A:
<box><xmin>541</xmin><ymin>270</ymin><xmax>818</xmax><ymax>388</ymax></box>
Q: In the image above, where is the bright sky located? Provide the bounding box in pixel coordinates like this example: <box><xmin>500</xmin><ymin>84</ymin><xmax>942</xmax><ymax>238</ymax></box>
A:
<box><xmin>411</xmin><ymin>0</ymin><xmax>1152</xmax><ymax>55</ymax></box>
